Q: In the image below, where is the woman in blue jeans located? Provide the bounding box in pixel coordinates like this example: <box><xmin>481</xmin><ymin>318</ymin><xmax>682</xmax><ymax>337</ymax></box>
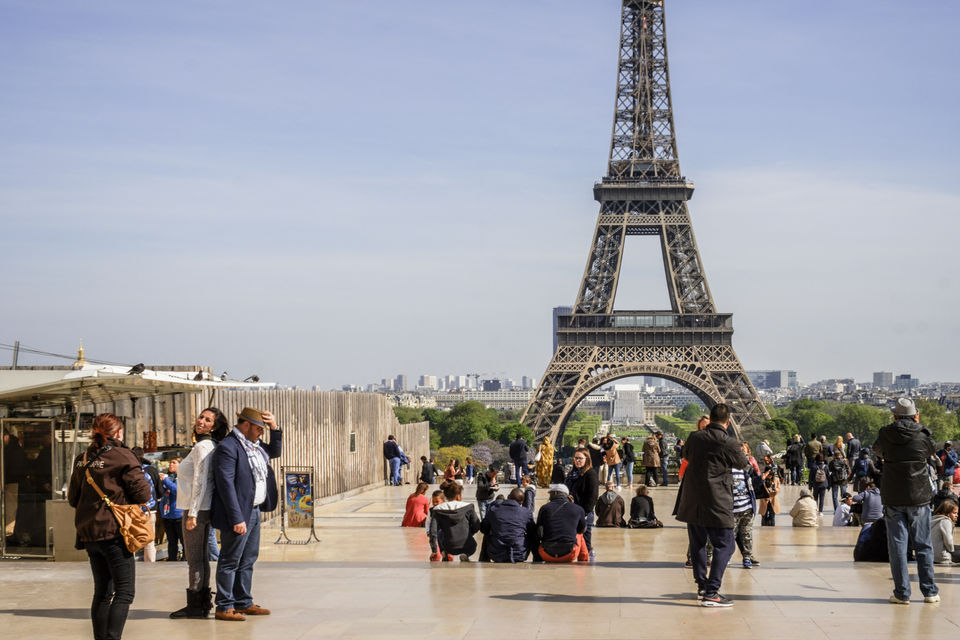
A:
<box><xmin>68</xmin><ymin>413</ymin><xmax>152</xmax><ymax>640</ymax></box>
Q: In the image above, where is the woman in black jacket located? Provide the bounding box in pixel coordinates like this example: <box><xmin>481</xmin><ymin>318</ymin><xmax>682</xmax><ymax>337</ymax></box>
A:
<box><xmin>565</xmin><ymin>447</ymin><xmax>599</xmax><ymax>560</ymax></box>
<box><xmin>68</xmin><ymin>413</ymin><xmax>151</xmax><ymax>640</ymax></box>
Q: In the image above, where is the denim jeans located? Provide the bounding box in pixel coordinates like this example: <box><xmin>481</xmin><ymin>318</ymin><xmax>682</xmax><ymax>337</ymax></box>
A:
<box><xmin>608</xmin><ymin>463</ymin><xmax>621</xmax><ymax>486</ymax></box>
<box><xmin>660</xmin><ymin>458</ymin><xmax>669</xmax><ymax>486</ymax></box>
<box><xmin>687</xmin><ymin>525</ymin><xmax>735</xmax><ymax>595</ymax></box>
<box><xmin>884</xmin><ymin>504</ymin><xmax>938</xmax><ymax>600</ymax></box>
<box><xmin>830</xmin><ymin>483</ymin><xmax>847</xmax><ymax>511</ymax></box>
<box><xmin>388</xmin><ymin>457</ymin><xmax>402</xmax><ymax>485</ymax></box>
<box><xmin>207</xmin><ymin>526</ymin><xmax>220</xmax><ymax>561</ymax></box>
<box><xmin>623</xmin><ymin>462</ymin><xmax>634</xmax><ymax>485</ymax></box>
<box><xmin>216</xmin><ymin>507</ymin><xmax>261</xmax><ymax>611</ymax></box>
<box><xmin>477</xmin><ymin>498</ymin><xmax>496</xmax><ymax>521</ymax></box>
<box><xmin>583</xmin><ymin>512</ymin><xmax>595</xmax><ymax>552</ymax></box>
<box><xmin>86</xmin><ymin>537</ymin><xmax>135</xmax><ymax>640</ymax></box>
<box><xmin>513</xmin><ymin>459</ymin><xmax>526</xmax><ymax>486</ymax></box>
<box><xmin>812</xmin><ymin>487</ymin><xmax>826</xmax><ymax>513</ymax></box>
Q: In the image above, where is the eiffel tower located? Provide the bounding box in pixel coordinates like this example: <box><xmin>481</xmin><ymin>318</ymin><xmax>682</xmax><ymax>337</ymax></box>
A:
<box><xmin>520</xmin><ymin>0</ymin><xmax>769</xmax><ymax>443</ymax></box>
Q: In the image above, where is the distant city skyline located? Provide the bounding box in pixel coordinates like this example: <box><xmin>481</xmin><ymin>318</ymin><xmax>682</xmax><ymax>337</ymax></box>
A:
<box><xmin>2</xmin><ymin>2</ymin><xmax>957</xmax><ymax>390</ymax></box>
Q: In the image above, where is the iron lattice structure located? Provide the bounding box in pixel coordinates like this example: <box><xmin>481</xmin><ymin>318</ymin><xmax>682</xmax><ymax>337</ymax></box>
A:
<box><xmin>521</xmin><ymin>0</ymin><xmax>768</xmax><ymax>444</ymax></box>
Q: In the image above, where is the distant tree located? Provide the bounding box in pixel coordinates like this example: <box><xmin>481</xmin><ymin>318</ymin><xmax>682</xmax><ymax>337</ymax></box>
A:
<box><xmin>440</xmin><ymin>401</ymin><xmax>499</xmax><ymax>447</ymax></box>
<box><xmin>428</xmin><ymin>429</ymin><xmax>442</xmax><ymax>451</ymax></box>
<box><xmin>393</xmin><ymin>407</ymin><xmax>423</xmax><ymax>424</ymax></box>
<box><xmin>470</xmin><ymin>444</ymin><xmax>494</xmax><ymax>468</ymax></box>
<box><xmin>473</xmin><ymin>439</ymin><xmax>509</xmax><ymax>467</ymax></box>
<box><xmin>762</xmin><ymin>416</ymin><xmax>799</xmax><ymax>441</ymax></box>
<box><xmin>674</xmin><ymin>403</ymin><xmax>703</xmax><ymax>421</ymax></box>
<box><xmin>834</xmin><ymin>404</ymin><xmax>887</xmax><ymax>443</ymax></box>
<box><xmin>497</xmin><ymin>422</ymin><xmax>534</xmax><ymax>445</ymax></box>
<box><xmin>916</xmin><ymin>399</ymin><xmax>959</xmax><ymax>444</ymax></box>
<box><xmin>433</xmin><ymin>446</ymin><xmax>473</xmax><ymax>470</ymax></box>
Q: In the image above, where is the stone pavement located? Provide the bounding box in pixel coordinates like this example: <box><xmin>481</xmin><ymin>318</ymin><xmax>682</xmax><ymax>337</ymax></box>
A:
<box><xmin>2</xmin><ymin>482</ymin><xmax>960</xmax><ymax>639</ymax></box>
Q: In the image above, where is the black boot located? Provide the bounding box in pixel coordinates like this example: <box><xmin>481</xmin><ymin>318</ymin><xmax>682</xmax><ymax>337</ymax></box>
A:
<box><xmin>199</xmin><ymin>588</ymin><xmax>213</xmax><ymax>617</ymax></box>
<box><xmin>169</xmin><ymin>589</ymin><xmax>207</xmax><ymax>619</ymax></box>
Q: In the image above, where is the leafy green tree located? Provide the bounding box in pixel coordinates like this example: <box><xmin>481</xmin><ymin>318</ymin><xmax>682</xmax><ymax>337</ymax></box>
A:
<box><xmin>834</xmin><ymin>404</ymin><xmax>887</xmax><ymax>443</ymax></box>
<box><xmin>393</xmin><ymin>407</ymin><xmax>423</xmax><ymax>424</ymax></box>
<box><xmin>762</xmin><ymin>416</ymin><xmax>798</xmax><ymax>442</ymax></box>
<box><xmin>440</xmin><ymin>401</ymin><xmax>499</xmax><ymax>447</ymax></box>
<box><xmin>422</xmin><ymin>408</ymin><xmax>447</xmax><ymax>430</ymax></box>
<box><xmin>916</xmin><ymin>400</ymin><xmax>960</xmax><ymax>444</ymax></box>
<box><xmin>497</xmin><ymin>422</ymin><xmax>534</xmax><ymax>445</ymax></box>
<box><xmin>433</xmin><ymin>446</ymin><xmax>473</xmax><ymax>470</ymax></box>
<box><xmin>674</xmin><ymin>403</ymin><xmax>703</xmax><ymax>421</ymax></box>
<box><xmin>428</xmin><ymin>428</ymin><xmax>442</xmax><ymax>451</ymax></box>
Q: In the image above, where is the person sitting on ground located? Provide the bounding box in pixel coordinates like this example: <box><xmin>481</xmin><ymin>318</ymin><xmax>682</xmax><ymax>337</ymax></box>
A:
<box><xmin>535</xmin><ymin>484</ymin><xmax>588</xmax><ymax>563</ymax></box>
<box><xmin>932</xmin><ymin>501</ymin><xmax>960</xmax><ymax>564</ymax></box>
<box><xmin>479</xmin><ymin>488</ymin><xmax>538</xmax><ymax>563</ymax></box>
<box><xmin>401</xmin><ymin>482</ymin><xmax>430</xmax><ymax>527</ymax></box>
<box><xmin>853</xmin><ymin>518</ymin><xmax>889</xmax><ymax>562</ymax></box>
<box><xmin>932</xmin><ymin>480</ymin><xmax>959</xmax><ymax>514</ymax></box>
<box><xmin>428</xmin><ymin>481</ymin><xmax>480</xmax><ymax>562</ymax></box>
<box><xmin>789</xmin><ymin>487</ymin><xmax>819</xmax><ymax>527</ymax></box>
<box><xmin>521</xmin><ymin>475</ymin><xmax>536</xmax><ymax>512</ymax></box>
<box><xmin>595</xmin><ymin>481</ymin><xmax>626</xmax><ymax>527</ymax></box>
<box><xmin>425</xmin><ymin>489</ymin><xmax>445</xmax><ymax>555</ymax></box>
<box><xmin>628</xmin><ymin>485</ymin><xmax>662</xmax><ymax>528</ymax></box>
<box><xmin>852</xmin><ymin>480</ymin><xmax>883</xmax><ymax>525</ymax></box>
<box><xmin>833</xmin><ymin>493</ymin><xmax>855</xmax><ymax>527</ymax></box>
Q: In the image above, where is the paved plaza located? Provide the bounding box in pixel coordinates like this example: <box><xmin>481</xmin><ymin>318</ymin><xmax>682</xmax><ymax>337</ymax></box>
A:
<box><xmin>2</xmin><ymin>483</ymin><xmax>960</xmax><ymax>638</ymax></box>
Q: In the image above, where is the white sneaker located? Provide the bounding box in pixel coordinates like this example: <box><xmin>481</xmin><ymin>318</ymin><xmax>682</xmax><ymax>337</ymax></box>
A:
<box><xmin>924</xmin><ymin>594</ymin><xmax>941</xmax><ymax>603</ymax></box>
<box><xmin>889</xmin><ymin>595</ymin><xmax>910</xmax><ymax>605</ymax></box>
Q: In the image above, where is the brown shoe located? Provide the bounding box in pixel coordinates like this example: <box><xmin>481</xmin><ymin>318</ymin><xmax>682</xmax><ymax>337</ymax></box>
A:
<box><xmin>237</xmin><ymin>604</ymin><xmax>271</xmax><ymax>616</ymax></box>
<box><xmin>215</xmin><ymin>609</ymin><xmax>246</xmax><ymax>621</ymax></box>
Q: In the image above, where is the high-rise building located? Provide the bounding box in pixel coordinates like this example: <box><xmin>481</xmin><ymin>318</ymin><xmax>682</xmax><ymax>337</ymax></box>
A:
<box><xmin>521</xmin><ymin>376</ymin><xmax>535</xmax><ymax>390</ymax></box>
<box><xmin>873</xmin><ymin>371</ymin><xmax>893</xmax><ymax>389</ymax></box>
<box><xmin>611</xmin><ymin>384</ymin><xmax>644</xmax><ymax>423</ymax></box>
<box><xmin>894</xmin><ymin>374</ymin><xmax>918</xmax><ymax>391</ymax></box>
<box><xmin>482</xmin><ymin>379</ymin><xmax>502</xmax><ymax>392</ymax></box>
<box><xmin>747</xmin><ymin>370</ymin><xmax>798</xmax><ymax>390</ymax></box>
<box><xmin>552</xmin><ymin>306</ymin><xmax>573</xmax><ymax>353</ymax></box>
<box><xmin>419</xmin><ymin>375</ymin><xmax>438</xmax><ymax>390</ymax></box>
<box><xmin>394</xmin><ymin>374</ymin><xmax>408</xmax><ymax>392</ymax></box>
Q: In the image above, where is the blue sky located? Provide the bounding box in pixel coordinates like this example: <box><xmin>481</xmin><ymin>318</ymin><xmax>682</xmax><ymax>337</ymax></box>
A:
<box><xmin>2</xmin><ymin>1</ymin><xmax>958</xmax><ymax>388</ymax></box>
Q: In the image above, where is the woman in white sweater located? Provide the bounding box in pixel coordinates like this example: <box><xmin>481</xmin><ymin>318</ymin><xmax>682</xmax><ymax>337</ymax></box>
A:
<box><xmin>931</xmin><ymin>501</ymin><xmax>960</xmax><ymax>564</ymax></box>
<box><xmin>170</xmin><ymin>407</ymin><xmax>230</xmax><ymax>618</ymax></box>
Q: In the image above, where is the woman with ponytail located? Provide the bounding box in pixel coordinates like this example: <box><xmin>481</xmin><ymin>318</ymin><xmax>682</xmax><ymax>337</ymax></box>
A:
<box><xmin>168</xmin><ymin>407</ymin><xmax>230</xmax><ymax>619</ymax></box>
<box><xmin>68</xmin><ymin>413</ymin><xmax>151</xmax><ymax>640</ymax></box>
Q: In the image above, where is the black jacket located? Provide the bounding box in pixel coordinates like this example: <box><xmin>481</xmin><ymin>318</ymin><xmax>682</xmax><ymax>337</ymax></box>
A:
<box><xmin>675</xmin><ymin>422</ymin><xmax>748</xmax><ymax>528</ymax></box>
<box><xmin>630</xmin><ymin>494</ymin><xmax>656</xmax><ymax>522</ymax></box>
<box><xmin>480</xmin><ymin>499</ymin><xmax>537</xmax><ymax>562</ymax></box>
<box><xmin>874</xmin><ymin>418</ymin><xmax>936</xmax><ymax>507</ymax></box>
<box><xmin>566</xmin><ymin>467</ymin><xmax>599</xmax><ymax>514</ymax></box>
<box><xmin>420</xmin><ymin>461</ymin><xmax>436</xmax><ymax>484</ymax></box>
<box><xmin>429</xmin><ymin>501</ymin><xmax>480</xmax><ymax>554</ymax></box>
<box><xmin>476</xmin><ymin>472</ymin><xmax>499</xmax><ymax>501</ymax></box>
<box><xmin>621</xmin><ymin>442</ymin><xmax>636</xmax><ymax>463</ymax></box>
<box><xmin>509</xmin><ymin>438</ymin><xmax>529</xmax><ymax>463</ymax></box>
<box><xmin>846</xmin><ymin>437</ymin><xmax>862</xmax><ymax>462</ymax></box>
<box><xmin>785</xmin><ymin>442</ymin><xmax>804</xmax><ymax>467</ymax></box>
<box><xmin>536</xmin><ymin>496</ymin><xmax>585</xmax><ymax>555</ymax></box>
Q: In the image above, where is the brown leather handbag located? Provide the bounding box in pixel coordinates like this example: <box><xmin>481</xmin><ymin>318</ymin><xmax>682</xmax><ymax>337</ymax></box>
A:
<box><xmin>83</xmin><ymin>453</ymin><xmax>153</xmax><ymax>553</ymax></box>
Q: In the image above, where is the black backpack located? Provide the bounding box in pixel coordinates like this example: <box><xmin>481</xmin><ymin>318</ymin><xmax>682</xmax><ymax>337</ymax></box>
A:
<box><xmin>829</xmin><ymin>458</ymin><xmax>848</xmax><ymax>483</ymax></box>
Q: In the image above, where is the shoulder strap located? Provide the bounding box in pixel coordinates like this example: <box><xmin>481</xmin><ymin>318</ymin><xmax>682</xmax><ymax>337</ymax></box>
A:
<box><xmin>83</xmin><ymin>452</ymin><xmax>114</xmax><ymax>507</ymax></box>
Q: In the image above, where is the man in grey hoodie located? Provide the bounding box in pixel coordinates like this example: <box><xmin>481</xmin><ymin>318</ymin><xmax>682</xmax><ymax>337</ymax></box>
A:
<box><xmin>429</xmin><ymin>482</ymin><xmax>481</xmax><ymax>562</ymax></box>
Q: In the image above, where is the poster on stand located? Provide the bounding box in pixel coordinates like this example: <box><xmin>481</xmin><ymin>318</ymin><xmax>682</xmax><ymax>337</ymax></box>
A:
<box><xmin>284</xmin><ymin>470</ymin><xmax>314</xmax><ymax>528</ymax></box>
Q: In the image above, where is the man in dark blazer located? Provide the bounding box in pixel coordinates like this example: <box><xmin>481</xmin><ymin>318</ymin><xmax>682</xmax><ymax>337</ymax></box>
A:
<box><xmin>211</xmin><ymin>407</ymin><xmax>282</xmax><ymax>621</ymax></box>
<box><xmin>675</xmin><ymin>403</ymin><xmax>748</xmax><ymax>608</ymax></box>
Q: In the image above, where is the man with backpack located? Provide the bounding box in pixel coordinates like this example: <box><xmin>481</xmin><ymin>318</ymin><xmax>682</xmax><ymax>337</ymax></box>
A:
<box><xmin>509</xmin><ymin>433</ymin><xmax>530</xmax><ymax>487</ymax></box>
<box><xmin>132</xmin><ymin>446</ymin><xmax>162</xmax><ymax>562</ymax></box>
<box><xmin>829</xmin><ymin>453</ymin><xmax>852</xmax><ymax>511</ymax></box>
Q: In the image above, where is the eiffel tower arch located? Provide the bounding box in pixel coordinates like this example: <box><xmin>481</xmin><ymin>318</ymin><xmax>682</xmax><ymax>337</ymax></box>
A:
<box><xmin>521</xmin><ymin>0</ymin><xmax>769</xmax><ymax>444</ymax></box>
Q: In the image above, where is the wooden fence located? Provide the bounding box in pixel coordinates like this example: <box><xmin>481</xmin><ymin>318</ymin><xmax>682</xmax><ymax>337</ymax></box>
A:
<box><xmin>198</xmin><ymin>389</ymin><xmax>429</xmax><ymax>508</ymax></box>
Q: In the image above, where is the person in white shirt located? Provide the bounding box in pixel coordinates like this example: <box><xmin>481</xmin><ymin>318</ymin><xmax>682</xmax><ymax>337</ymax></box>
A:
<box><xmin>169</xmin><ymin>407</ymin><xmax>230</xmax><ymax>619</ymax></box>
<box><xmin>833</xmin><ymin>492</ymin><xmax>854</xmax><ymax>527</ymax></box>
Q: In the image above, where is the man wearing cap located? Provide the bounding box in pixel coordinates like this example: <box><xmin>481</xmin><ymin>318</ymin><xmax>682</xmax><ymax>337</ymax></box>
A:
<box><xmin>535</xmin><ymin>484</ymin><xmax>588</xmax><ymax>562</ymax></box>
<box><xmin>211</xmin><ymin>407</ymin><xmax>283</xmax><ymax>621</ymax></box>
<box><xmin>874</xmin><ymin>398</ymin><xmax>938</xmax><ymax>605</ymax></box>
<box><xmin>833</xmin><ymin>493</ymin><xmax>855</xmax><ymax>527</ymax></box>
